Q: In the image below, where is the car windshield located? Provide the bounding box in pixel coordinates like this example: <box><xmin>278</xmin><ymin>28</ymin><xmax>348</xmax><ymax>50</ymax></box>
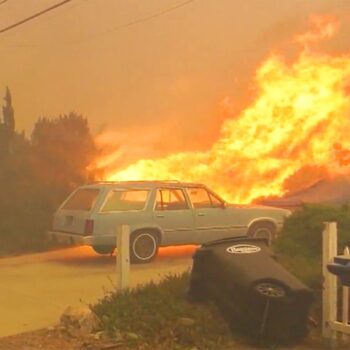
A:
<box><xmin>62</xmin><ymin>189</ymin><xmax>100</xmax><ymax>211</ymax></box>
<box><xmin>101</xmin><ymin>190</ymin><xmax>149</xmax><ymax>212</ymax></box>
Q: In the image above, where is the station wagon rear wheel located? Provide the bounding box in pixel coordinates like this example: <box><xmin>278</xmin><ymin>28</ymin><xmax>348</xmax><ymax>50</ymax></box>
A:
<box><xmin>247</xmin><ymin>222</ymin><xmax>276</xmax><ymax>245</ymax></box>
<box><xmin>130</xmin><ymin>231</ymin><xmax>158</xmax><ymax>264</ymax></box>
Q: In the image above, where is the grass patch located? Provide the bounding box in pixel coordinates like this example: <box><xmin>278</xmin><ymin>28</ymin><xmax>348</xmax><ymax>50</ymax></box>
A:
<box><xmin>92</xmin><ymin>272</ymin><xmax>237</xmax><ymax>350</ymax></box>
<box><xmin>92</xmin><ymin>271</ymin><xmax>326</xmax><ymax>350</ymax></box>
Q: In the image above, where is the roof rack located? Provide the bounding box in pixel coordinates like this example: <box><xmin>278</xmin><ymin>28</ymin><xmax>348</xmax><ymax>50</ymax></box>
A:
<box><xmin>88</xmin><ymin>180</ymin><xmax>180</xmax><ymax>185</ymax></box>
<box><xmin>157</xmin><ymin>180</ymin><xmax>180</xmax><ymax>183</ymax></box>
<box><xmin>88</xmin><ymin>181</ymin><xmax>119</xmax><ymax>184</ymax></box>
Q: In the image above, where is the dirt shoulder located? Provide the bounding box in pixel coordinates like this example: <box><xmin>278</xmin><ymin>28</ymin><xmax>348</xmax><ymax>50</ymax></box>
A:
<box><xmin>0</xmin><ymin>328</ymin><xmax>134</xmax><ymax>350</ymax></box>
<box><xmin>0</xmin><ymin>327</ymin><xmax>336</xmax><ymax>350</ymax></box>
<box><xmin>0</xmin><ymin>328</ymin><xmax>79</xmax><ymax>350</ymax></box>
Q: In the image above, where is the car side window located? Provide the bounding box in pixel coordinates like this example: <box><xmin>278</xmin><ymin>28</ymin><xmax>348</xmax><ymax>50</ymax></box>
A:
<box><xmin>101</xmin><ymin>190</ymin><xmax>149</xmax><ymax>212</ymax></box>
<box><xmin>62</xmin><ymin>189</ymin><xmax>100</xmax><ymax>211</ymax></box>
<box><xmin>155</xmin><ymin>189</ymin><xmax>189</xmax><ymax>210</ymax></box>
<box><xmin>187</xmin><ymin>187</ymin><xmax>224</xmax><ymax>209</ymax></box>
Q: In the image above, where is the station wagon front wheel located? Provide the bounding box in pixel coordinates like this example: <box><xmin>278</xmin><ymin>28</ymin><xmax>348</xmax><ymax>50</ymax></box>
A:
<box><xmin>247</xmin><ymin>222</ymin><xmax>276</xmax><ymax>245</ymax></box>
<box><xmin>130</xmin><ymin>231</ymin><xmax>158</xmax><ymax>264</ymax></box>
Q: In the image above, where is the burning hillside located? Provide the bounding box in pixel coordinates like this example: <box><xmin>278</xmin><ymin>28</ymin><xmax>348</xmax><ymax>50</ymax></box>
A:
<box><xmin>99</xmin><ymin>15</ymin><xmax>350</xmax><ymax>204</ymax></box>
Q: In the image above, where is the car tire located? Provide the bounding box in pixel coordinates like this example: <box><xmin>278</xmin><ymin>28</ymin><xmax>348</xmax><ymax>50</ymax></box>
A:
<box><xmin>247</xmin><ymin>222</ymin><xmax>276</xmax><ymax>245</ymax></box>
<box><xmin>93</xmin><ymin>245</ymin><xmax>114</xmax><ymax>255</ymax></box>
<box><xmin>130</xmin><ymin>231</ymin><xmax>159</xmax><ymax>264</ymax></box>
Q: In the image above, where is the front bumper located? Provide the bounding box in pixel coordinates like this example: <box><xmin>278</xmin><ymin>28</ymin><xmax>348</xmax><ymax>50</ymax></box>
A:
<box><xmin>47</xmin><ymin>231</ymin><xmax>93</xmax><ymax>246</ymax></box>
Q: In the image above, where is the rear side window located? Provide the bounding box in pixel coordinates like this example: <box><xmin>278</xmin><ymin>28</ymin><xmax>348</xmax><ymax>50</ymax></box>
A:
<box><xmin>101</xmin><ymin>190</ymin><xmax>149</xmax><ymax>212</ymax></box>
<box><xmin>62</xmin><ymin>189</ymin><xmax>100</xmax><ymax>211</ymax></box>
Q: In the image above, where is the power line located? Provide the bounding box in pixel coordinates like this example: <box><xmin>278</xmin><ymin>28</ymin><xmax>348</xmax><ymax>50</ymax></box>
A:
<box><xmin>0</xmin><ymin>0</ymin><xmax>74</xmax><ymax>35</ymax></box>
<box><xmin>0</xmin><ymin>0</ymin><xmax>195</xmax><ymax>48</ymax></box>
<box><xmin>70</xmin><ymin>0</ymin><xmax>196</xmax><ymax>46</ymax></box>
<box><xmin>108</xmin><ymin>0</ymin><xmax>195</xmax><ymax>34</ymax></box>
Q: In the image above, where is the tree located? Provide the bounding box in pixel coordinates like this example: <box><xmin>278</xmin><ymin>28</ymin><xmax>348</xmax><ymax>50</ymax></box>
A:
<box><xmin>3</xmin><ymin>87</ymin><xmax>15</xmax><ymax>134</ymax></box>
<box><xmin>0</xmin><ymin>87</ymin><xmax>42</xmax><ymax>254</ymax></box>
<box><xmin>0</xmin><ymin>105</ymin><xmax>99</xmax><ymax>255</ymax></box>
<box><xmin>31</xmin><ymin>112</ymin><xmax>98</xmax><ymax>202</ymax></box>
<box><xmin>0</xmin><ymin>87</ymin><xmax>15</xmax><ymax>158</ymax></box>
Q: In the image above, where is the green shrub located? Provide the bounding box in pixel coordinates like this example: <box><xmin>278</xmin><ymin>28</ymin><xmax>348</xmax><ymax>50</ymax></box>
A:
<box><xmin>92</xmin><ymin>272</ymin><xmax>236</xmax><ymax>350</ymax></box>
<box><xmin>274</xmin><ymin>204</ymin><xmax>350</xmax><ymax>289</ymax></box>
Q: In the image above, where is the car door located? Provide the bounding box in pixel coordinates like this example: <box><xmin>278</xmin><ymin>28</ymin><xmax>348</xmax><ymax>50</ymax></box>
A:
<box><xmin>186</xmin><ymin>187</ymin><xmax>236</xmax><ymax>243</ymax></box>
<box><xmin>153</xmin><ymin>188</ymin><xmax>195</xmax><ymax>245</ymax></box>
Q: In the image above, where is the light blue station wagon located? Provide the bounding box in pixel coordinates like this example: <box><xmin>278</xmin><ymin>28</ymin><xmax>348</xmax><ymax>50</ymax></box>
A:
<box><xmin>48</xmin><ymin>181</ymin><xmax>290</xmax><ymax>263</ymax></box>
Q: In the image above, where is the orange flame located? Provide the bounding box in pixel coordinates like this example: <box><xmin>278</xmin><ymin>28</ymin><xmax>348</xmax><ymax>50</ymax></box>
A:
<box><xmin>294</xmin><ymin>15</ymin><xmax>339</xmax><ymax>50</ymax></box>
<box><xmin>101</xmin><ymin>16</ymin><xmax>350</xmax><ymax>203</ymax></box>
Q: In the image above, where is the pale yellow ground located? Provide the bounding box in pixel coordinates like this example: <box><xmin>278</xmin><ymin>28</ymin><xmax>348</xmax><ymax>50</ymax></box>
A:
<box><xmin>0</xmin><ymin>245</ymin><xmax>196</xmax><ymax>337</ymax></box>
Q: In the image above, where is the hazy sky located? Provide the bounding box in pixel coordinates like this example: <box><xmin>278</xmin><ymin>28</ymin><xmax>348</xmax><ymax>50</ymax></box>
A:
<box><xmin>1</xmin><ymin>0</ymin><xmax>350</xmax><ymax>157</ymax></box>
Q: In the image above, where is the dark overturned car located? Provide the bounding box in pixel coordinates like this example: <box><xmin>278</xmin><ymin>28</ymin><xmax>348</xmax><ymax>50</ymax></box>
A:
<box><xmin>188</xmin><ymin>236</ymin><xmax>314</xmax><ymax>345</ymax></box>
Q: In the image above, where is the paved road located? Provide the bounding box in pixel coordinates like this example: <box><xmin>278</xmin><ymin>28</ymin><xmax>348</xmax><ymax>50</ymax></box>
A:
<box><xmin>0</xmin><ymin>245</ymin><xmax>196</xmax><ymax>337</ymax></box>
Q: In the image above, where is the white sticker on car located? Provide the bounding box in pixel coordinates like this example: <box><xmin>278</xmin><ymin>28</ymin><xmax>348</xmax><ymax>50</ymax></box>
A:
<box><xmin>226</xmin><ymin>244</ymin><xmax>261</xmax><ymax>254</ymax></box>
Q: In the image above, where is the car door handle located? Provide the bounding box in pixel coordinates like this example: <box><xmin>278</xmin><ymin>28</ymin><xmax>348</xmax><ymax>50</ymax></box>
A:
<box><xmin>197</xmin><ymin>213</ymin><xmax>205</xmax><ymax>217</ymax></box>
<box><xmin>156</xmin><ymin>214</ymin><xmax>165</xmax><ymax>218</ymax></box>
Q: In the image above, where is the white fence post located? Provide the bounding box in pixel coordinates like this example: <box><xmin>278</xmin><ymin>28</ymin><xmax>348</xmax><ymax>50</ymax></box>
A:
<box><xmin>323</xmin><ymin>222</ymin><xmax>338</xmax><ymax>343</ymax></box>
<box><xmin>342</xmin><ymin>246</ymin><xmax>350</xmax><ymax>342</ymax></box>
<box><xmin>116</xmin><ymin>224</ymin><xmax>130</xmax><ymax>290</ymax></box>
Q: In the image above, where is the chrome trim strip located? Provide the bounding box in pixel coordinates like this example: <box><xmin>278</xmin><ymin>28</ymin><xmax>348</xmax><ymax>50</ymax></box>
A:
<box><xmin>48</xmin><ymin>229</ymin><xmax>87</xmax><ymax>236</ymax></box>
<box><xmin>163</xmin><ymin>228</ymin><xmax>193</xmax><ymax>232</ymax></box>
<box><xmin>196</xmin><ymin>225</ymin><xmax>247</xmax><ymax>231</ymax></box>
<box><xmin>164</xmin><ymin>225</ymin><xmax>247</xmax><ymax>232</ymax></box>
